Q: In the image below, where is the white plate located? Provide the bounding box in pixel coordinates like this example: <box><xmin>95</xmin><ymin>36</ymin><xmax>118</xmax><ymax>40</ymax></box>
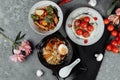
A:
<box><xmin>65</xmin><ymin>7</ymin><xmax>104</xmax><ymax>46</ymax></box>
<box><xmin>28</xmin><ymin>1</ymin><xmax>63</xmax><ymax>35</ymax></box>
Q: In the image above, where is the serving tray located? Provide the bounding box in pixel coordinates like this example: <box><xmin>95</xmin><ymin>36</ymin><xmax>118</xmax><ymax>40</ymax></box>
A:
<box><xmin>64</xmin><ymin>28</ymin><xmax>110</xmax><ymax>80</ymax></box>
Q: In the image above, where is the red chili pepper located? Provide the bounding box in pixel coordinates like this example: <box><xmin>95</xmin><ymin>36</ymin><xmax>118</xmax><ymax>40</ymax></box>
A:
<box><xmin>58</xmin><ymin>0</ymin><xmax>71</xmax><ymax>6</ymax></box>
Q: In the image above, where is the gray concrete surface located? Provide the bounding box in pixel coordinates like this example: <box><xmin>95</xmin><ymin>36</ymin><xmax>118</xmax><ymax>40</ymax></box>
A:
<box><xmin>0</xmin><ymin>0</ymin><xmax>120</xmax><ymax>80</ymax></box>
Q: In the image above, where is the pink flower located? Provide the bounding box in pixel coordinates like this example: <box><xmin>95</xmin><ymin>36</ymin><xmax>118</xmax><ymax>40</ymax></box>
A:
<box><xmin>19</xmin><ymin>40</ymin><xmax>32</xmax><ymax>56</ymax></box>
<box><xmin>116</xmin><ymin>8</ymin><xmax>120</xmax><ymax>16</ymax></box>
<box><xmin>108</xmin><ymin>15</ymin><xmax>119</xmax><ymax>25</ymax></box>
<box><xmin>10</xmin><ymin>54</ymin><xmax>25</xmax><ymax>62</ymax></box>
<box><xmin>13</xmin><ymin>49</ymin><xmax>21</xmax><ymax>54</ymax></box>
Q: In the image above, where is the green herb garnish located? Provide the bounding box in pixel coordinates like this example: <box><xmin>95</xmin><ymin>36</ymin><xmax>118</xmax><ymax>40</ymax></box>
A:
<box><xmin>31</xmin><ymin>14</ymin><xmax>39</xmax><ymax>21</ymax></box>
<box><xmin>46</xmin><ymin>5</ymin><xmax>53</xmax><ymax>14</ymax></box>
<box><xmin>44</xmin><ymin>17</ymin><xmax>51</xmax><ymax>23</ymax></box>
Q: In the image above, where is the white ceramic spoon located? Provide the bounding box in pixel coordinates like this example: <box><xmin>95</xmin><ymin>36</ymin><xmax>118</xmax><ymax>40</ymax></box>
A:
<box><xmin>59</xmin><ymin>58</ymin><xmax>81</xmax><ymax>78</ymax></box>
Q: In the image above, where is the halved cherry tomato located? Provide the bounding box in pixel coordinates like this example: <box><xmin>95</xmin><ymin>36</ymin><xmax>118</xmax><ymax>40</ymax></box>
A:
<box><xmin>74</xmin><ymin>20</ymin><xmax>81</xmax><ymax>27</ymax></box>
<box><xmin>111</xmin><ymin>30</ymin><xmax>118</xmax><ymax>37</ymax></box>
<box><xmin>84</xmin><ymin>16</ymin><xmax>90</xmax><ymax>22</ymax></box>
<box><xmin>111</xmin><ymin>40</ymin><xmax>118</xmax><ymax>46</ymax></box>
<box><xmin>82</xmin><ymin>31</ymin><xmax>90</xmax><ymax>38</ymax></box>
<box><xmin>76</xmin><ymin>29</ymin><xmax>83</xmax><ymax>35</ymax></box>
<box><xmin>106</xmin><ymin>44</ymin><xmax>112</xmax><ymax>51</ymax></box>
<box><xmin>87</xmin><ymin>25</ymin><xmax>94</xmax><ymax>32</ymax></box>
<box><xmin>112</xmin><ymin>46</ymin><xmax>119</xmax><ymax>53</ymax></box>
<box><xmin>81</xmin><ymin>21</ymin><xmax>88</xmax><ymax>29</ymax></box>
<box><xmin>104</xmin><ymin>18</ymin><xmax>110</xmax><ymax>25</ymax></box>
<box><xmin>107</xmin><ymin>25</ymin><xmax>114</xmax><ymax>31</ymax></box>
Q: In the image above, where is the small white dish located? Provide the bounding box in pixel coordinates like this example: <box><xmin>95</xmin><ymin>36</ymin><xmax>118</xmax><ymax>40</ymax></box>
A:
<box><xmin>28</xmin><ymin>1</ymin><xmax>63</xmax><ymax>35</ymax></box>
<box><xmin>65</xmin><ymin>7</ymin><xmax>104</xmax><ymax>46</ymax></box>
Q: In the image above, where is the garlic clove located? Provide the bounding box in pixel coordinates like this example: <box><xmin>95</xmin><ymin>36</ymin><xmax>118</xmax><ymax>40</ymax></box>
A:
<box><xmin>88</xmin><ymin>0</ymin><xmax>97</xmax><ymax>7</ymax></box>
<box><xmin>36</xmin><ymin>70</ymin><xmax>43</xmax><ymax>77</ymax></box>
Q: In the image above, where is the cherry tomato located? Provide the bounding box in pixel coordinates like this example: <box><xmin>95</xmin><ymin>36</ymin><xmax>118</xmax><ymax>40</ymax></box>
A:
<box><xmin>118</xmin><ymin>32</ymin><xmax>120</xmax><ymax>37</ymax></box>
<box><xmin>74</xmin><ymin>20</ymin><xmax>81</xmax><ymax>27</ymax></box>
<box><xmin>107</xmin><ymin>25</ymin><xmax>114</xmax><ymax>31</ymax></box>
<box><xmin>84</xmin><ymin>16</ymin><xmax>90</xmax><ymax>22</ymax></box>
<box><xmin>112</xmin><ymin>46</ymin><xmax>119</xmax><ymax>53</ymax></box>
<box><xmin>114</xmin><ymin>36</ymin><xmax>120</xmax><ymax>45</ymax></box>
<box><xmin>104</xmin><ymin>18</ymin><xmax>110</xmax><ymax>25</ymax></box>
<box><xmin>82</xmin><ymin>31</ymin><xmax>90</xmax><ymax>38</ymax></box>
<box><xmin>115</xmin><ymin>36</ymin><xmax>119</xmax><ymax>41</ymax></box>
<box><xmin>84</xmin><ymin>39</ymin><xmax>88</xmax><ymax>44</ymax></box>
<box><xmin>93</xmin><ymin>17</ymin><xmax>98</xmax><ymax>21</ymax></box>
<box><xmin>117</xmin><ymin>39</ymin><xmax>120</xmax><ymax>45</ymax></box>
<box><xmin>111</xmin><ymin>30</ymin><xmax>118</xmax><ymax>37</ymax></box>
<box><xmin>76</xmin><ymin>29</ymin><xmax>83</xmax><ymax>35</ymax></box>
<box><xmin>87</xmin><ymin>25</ymin><xmax>94</xmax><ymax>32</ymax></box>
<box><xmin>81</xmin><ymin>21</ymin><xmax>88</xmax><ymax>29</ymax></box>
<box><xmin>106</xmin><ymin>44</ymin><xmax>112</xmax><ymax>51</ymax></box>
<box><xmin>111</xmin><ymin>40</ymin><xmax>118</xmax><ymax>46</ymax></box>
<box><xmin>118</xmin><ymin>27</ymin><xmax>120</xmax><ymax>31</ymax></box>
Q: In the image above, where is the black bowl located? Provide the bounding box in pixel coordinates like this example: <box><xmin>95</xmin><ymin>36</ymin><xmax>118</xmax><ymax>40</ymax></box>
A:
<box><xmin>36</xmin><ymin>32</ymin><xmax>73</xmax><ymax>70</ymax></box>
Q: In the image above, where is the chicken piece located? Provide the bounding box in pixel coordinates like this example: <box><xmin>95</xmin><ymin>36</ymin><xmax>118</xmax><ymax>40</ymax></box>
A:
<box><xmin>53</xmin><ymin>14</ymin><xmax>59</xmax><ymax>25</ymax></box>
<box><xmin>34</xmin><ymin>21</ymin><xmax>48</xmax><ymax>31</ymax></box>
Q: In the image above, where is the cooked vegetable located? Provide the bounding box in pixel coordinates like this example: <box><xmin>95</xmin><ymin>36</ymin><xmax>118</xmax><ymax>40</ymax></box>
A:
<box><xmin>31</xmin><ymin>14</ymin><xmax>39</xmax><ymax>21</ymax></box>
<box><xmin>34</xmin><ymin>21</ymin><xmax>48</xmax><ymax>30</ymax></box>
<box><xmin>31</xmin><ymin>5</ymin><xmax>59</xmax><ymax>32</ymax></box>
<box><xmin>35</xmin><ymin>9</ymin><xmax>44</xmax><ymax>16</ymax></box>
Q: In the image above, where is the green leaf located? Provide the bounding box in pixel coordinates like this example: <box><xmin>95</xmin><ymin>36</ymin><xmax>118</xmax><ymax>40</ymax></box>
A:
<box><xmin>31</xmin><ymin>14</ymin><xmax>39</xmax><ymax>21</ymax></box>
<box><xmin>46</xmin><ymin>5</ymin><xmax>53</xmax><ymax>14</ymax></box>
<box><xmin>17</xmin><ymin>34</ymin><xmax>26</xmax><ymax>41</ymax></box>
<box><xmin>15</xmin><ymin>32</ymin><xmax>26</xmax><ymax>42</ymax></box>
<box><xmin>107</xmin><ymin>0</ymin><xmax>119</xmax><ymax>15</ymax></box>
<box><xmin>47</xmin><ymin>15</ymin><xmax>53</xmax><ymax>19</ymax></box>
<box><xmin>52</xmin><ymin>6</ymin><xmax>58</xmax><ymax>14</ymax></box>
<box><xmin>0</xmin><ymin>27</ymin><xmax>4</xmax><ymax>32</ymax></box>
<box><xmin>44</xmin><ymin>17</ymin><xmax>51</xmax><ymax>23</ymax></box>
<box><xmin>15</xmin><ymin>31</ymin><xmax>21</xmax><ymax>41</ymax></box>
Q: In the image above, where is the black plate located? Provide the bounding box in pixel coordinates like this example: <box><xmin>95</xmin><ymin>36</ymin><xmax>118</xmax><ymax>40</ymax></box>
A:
<box><xmin>36</xmin><ymin>32</ymin><xmax>73</xmax><ymax>70</ymax></box>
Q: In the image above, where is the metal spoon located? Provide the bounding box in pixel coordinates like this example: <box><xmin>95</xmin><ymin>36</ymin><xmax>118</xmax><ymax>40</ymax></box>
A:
<box><xmin>59</xmin><ymin>58</ymin><xmax>81</xmax><ymax>78</ymax></box>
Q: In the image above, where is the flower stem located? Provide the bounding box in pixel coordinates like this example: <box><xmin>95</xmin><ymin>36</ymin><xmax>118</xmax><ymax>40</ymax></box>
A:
<box><xmin>0</xmin><ymin>32</ymin><xmax>14</xmax><ymax>44</ymax></box>
<box><xmin>107</xmin><ymin>0</ymin><xmax>119</xmax><ymax>15</ymax></box>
